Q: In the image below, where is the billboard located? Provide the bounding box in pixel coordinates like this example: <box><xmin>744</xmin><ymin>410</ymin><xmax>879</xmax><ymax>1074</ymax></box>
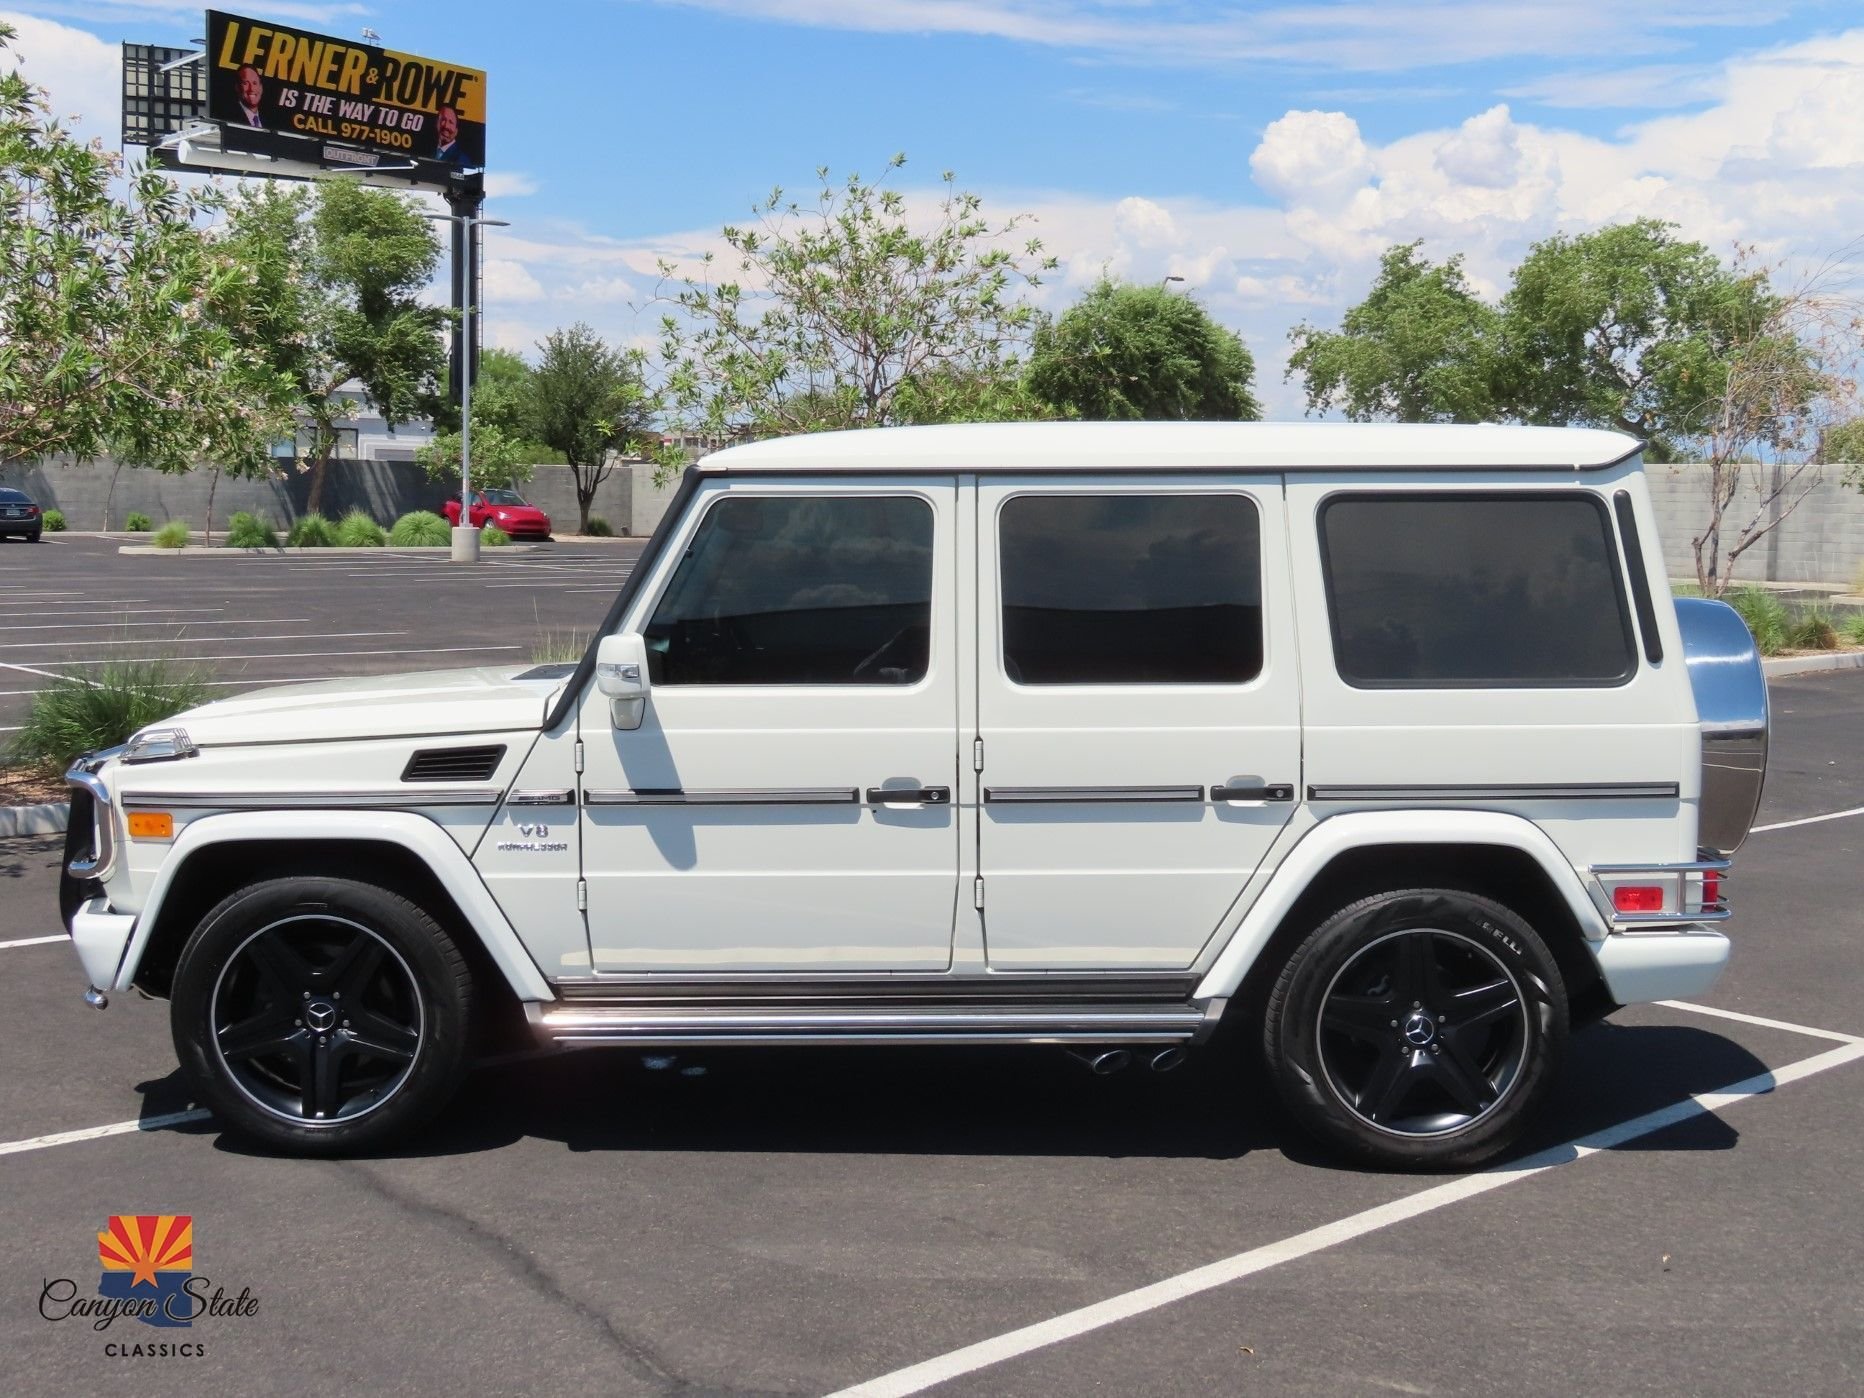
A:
<box><xmin>205</xmin><ymin>10</ymin><xmax>485</xmax><ymax>169</ymax></box>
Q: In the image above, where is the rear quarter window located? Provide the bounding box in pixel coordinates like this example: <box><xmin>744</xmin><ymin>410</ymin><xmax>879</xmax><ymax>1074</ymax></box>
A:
<box><xmin>1318</xmin><ymin>492</ymin><xmax>1636</xmax><ymax>688</ymax></box>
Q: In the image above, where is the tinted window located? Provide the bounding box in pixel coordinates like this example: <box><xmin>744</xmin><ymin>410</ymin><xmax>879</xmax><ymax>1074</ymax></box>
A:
<box><xmin>999</xmin><ymin>494</ymin><xmax>1262</xmax><ymax>685</ymax></box>
<box><xmin>1319</xmin><ymin>493</ymin><xmax>1635</xmax><ymax>687</ymax></box>
<box><xmin>646</xmin><ymin>495</ymin><xmax>933</xmax><ymax>685</ymax></box>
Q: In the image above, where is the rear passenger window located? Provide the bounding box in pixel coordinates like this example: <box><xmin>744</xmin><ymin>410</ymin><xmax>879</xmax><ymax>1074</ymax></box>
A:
<box><xmin>646</xmin><ymin>495</ymin><xmax>933</xmax><ymax>685</ymax></box>
<box><xmin>999</xmin><ymin>494</ymin><xmax>1262</xmax><ymax>685</ymax></box>
<box><xmin>1319</xmin><ymin>493</ymin><xmax>1635</xmax><ymax>688</ymax></box>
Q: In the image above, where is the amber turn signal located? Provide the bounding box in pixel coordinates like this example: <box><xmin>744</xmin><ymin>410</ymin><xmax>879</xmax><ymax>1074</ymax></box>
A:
<box><xmin>127</xmin><ymin>811</ymin><xmax>174</xmax><ymax>839</ymax></box>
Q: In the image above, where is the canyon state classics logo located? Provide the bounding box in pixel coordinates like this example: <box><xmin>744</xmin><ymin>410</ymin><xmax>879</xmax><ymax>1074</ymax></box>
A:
<box><xmin>96</xmin><ymin>1215</ymin><xmax>194</xmax><ymax>1326</ymax></box>
<box><xmin>39</xmin><ymin>1215</ymin><xmax>260</xmax><ymax>1354</ymax></box>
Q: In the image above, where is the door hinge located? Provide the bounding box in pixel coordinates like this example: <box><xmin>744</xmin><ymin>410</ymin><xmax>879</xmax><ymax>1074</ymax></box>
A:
<box><xmin>576</xmin><ymin>878</ymin><xmax>587</xmax><ymax>912</ymax></box>
<box><xmin>972</xmin><ymin>738</ymin><xmax>985</xmax><ymax>772</ymax></box>
<box><xmin>573</xmin><ymin>740</ymin><xmax>585</xmax><ymax>774</ymax></box>
<box><xmin>973</xmin><ymin>876</ymin><xmax>985</xmax><ymax>911</ymax></box>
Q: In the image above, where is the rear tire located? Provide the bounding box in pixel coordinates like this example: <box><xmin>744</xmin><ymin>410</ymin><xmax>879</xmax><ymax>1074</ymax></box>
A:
<box><xmin>1263</xmin><ymin>887</ymin><xmax>1566</xmax><ymax>1170</ymax></box>
<box><xmin>170</xmin><ymin>877</ymin><xmax>473</xmax><ymax>1155</ymax></box>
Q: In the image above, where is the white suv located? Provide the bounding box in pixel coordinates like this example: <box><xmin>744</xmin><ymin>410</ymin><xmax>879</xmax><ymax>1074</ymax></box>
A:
<box><xmin>59</xmin><ymin>422</ymin><xmax>1767</xmax><ymax>1169</ymax></box>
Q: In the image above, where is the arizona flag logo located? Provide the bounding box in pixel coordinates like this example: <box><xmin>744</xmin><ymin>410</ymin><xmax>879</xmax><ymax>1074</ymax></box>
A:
<box><xmin>97</xmin><ymin>1216</ymin><xmax>194</xmax><ymax>1328</ymax></box>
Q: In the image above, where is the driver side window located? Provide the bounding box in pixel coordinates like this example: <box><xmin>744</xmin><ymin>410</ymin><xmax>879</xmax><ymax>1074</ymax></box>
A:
<box><xmin>644</xmin><ymin>493</ymin><xmax>934</xmax><ymax>685</ymax></box>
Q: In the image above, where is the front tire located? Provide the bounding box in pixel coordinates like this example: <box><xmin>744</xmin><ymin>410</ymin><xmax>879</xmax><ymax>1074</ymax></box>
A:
<box><xmin>1263</xmin><ymin>888</ymin><xmax>1566</xmax><ymax>1170</ymax></box>
<box><xmin>171</xmin><ymin>877</ymin><xmax>473</xmax><ymax>1155</ymax></box>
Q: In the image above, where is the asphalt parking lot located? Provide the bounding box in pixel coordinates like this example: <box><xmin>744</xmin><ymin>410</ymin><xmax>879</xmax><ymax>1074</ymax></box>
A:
<box><xmin>0</xmin><ymin>539</ymin><xmax>1860</xmax><ymax>1396</ymax></box>
<box><xmin>0</xmin><ymin>533</ymin><xmax>643</xmax><ymax>732</ymax></box>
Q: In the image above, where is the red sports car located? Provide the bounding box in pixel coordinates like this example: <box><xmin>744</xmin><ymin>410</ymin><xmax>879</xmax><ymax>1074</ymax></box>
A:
<box><xmin>440</xmin><ymin>488</ymin><xmax>552</xmax><ymax>538</ymax></box>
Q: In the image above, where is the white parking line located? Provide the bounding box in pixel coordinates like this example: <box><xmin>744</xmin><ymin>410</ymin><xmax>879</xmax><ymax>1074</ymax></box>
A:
<box><xmin>48</xmin><ymin>644</ymin><xmax>522</xmax><ymax>666</ymax></box>
<box><xmin>0</xmin><ymin>935</ymin><xmax>67</xmax><ymax>949</ymax></box>
<box><xmin>1750</xmin><ymin>805</ymin><xmax>1864</xmax><ymax>834</ymax></box>
<box><xmin>0</xmin><ymin>1109</ymin><xmax>211</xmax><ymax>1158</ymax></box>
<box><xmin>1657</xmin><ymin>999</ymin><xmax>1863</xmax><ymax>1044</ymax></box>
<box><xmin>0</xmin><ymin>660</ymin><xmax>95</xmax><ymax>685</ymax></box>
<box><xmin>0</xmin><ymin>617</ymin><xmax>300</xmax><ymax>632</ymax></box>
<box><xmin>827</xmin><ymin>1038</ymin><xmax>1864</xmax><ymax>1398</ymax></box>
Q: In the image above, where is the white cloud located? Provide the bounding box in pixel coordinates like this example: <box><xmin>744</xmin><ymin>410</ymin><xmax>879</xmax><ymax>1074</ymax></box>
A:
<box><xmin>1433</xmin><ymin>105</ymin><xmax>1522</xmax><ymax>189</ymax></box>
<box><xmin>484</xmin><ymin>171</ymin><xmax>541</xmax><ymax>198</ymax></box>
<box><xmin>1250</xmin><ymin>110</ymin><xmax>1373</xmax><ymax>208</ymax></box>
<box><xmin>0</xmin><ymin>10</ymin><xmax>119</xmax><ymax>144</ymax></box>
<box><xmin>1111</xmin><ymin>196</ymin><xmax>1177</xmax><ymax>249</ymax></box>
<box><xmin>642</xmin><ymin>1</ymin><xmax>1793</xmax><ymax>73</ymax></box>
<box><xmin>481</xmin><ymin>259</ymin><xmax>545</xmax><ymax>303</ymax></box>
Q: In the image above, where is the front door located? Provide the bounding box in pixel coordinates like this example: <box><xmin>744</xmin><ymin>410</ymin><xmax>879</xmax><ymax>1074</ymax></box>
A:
<box><xmin>975</xmin><ymin>477</ymin><xmax>1302</xmax><ymax>969</ymax></box>
<box><xmin>581</xmin><ymin>478</ymin><xmax>962</xmax><ymax>973</ymax></box>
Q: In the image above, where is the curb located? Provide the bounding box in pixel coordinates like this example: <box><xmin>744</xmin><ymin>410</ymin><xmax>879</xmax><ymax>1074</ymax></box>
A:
<box><xmin>1764</xmin><ymin>652</ymin><xmax>1864</xmax><ymax>677</ymax></box>
<box><xmin>0</xmin><ymin>801</ymin><xmax>70</xmax><ymax>837</ymax></box>
<box><xmin>116</xmin><ymin>543</ymin><xmax>544</xmax><ymax>556</ymax></box>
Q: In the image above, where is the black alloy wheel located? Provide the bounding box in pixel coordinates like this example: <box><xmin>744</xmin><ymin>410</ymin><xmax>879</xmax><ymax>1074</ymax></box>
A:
<box><xmin>172</xmin><ymin>877</ymin><xmax>473</xmax><ymax>1155</ymax></box>
<box><xmin>1264</xmin><ymin>888</ymin><xmax>1566</xmax><ymax>1170</ymax></box>
<box><xmin>210</xmin><ymin>914</ymin><xmax>424</xmax><ymax>1124</ymax></box>
<box><xmin>1315</xmin><ymin>928</ymin><xmax>1529</xmax><ymax>1136</ymax></box>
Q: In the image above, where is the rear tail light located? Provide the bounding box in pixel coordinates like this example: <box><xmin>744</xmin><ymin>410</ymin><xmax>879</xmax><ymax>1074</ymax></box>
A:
<box><xmin>27</xmin><ymin>505</ymin><xmax>40</xmax><ymax>515</ymax></box>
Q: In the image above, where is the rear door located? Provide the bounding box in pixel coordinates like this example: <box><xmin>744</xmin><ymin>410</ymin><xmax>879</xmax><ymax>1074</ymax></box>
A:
<box><xmin>974</xmin><ymin>476</ymin><xmax>1302</xmax><ymax>970</ymax></box>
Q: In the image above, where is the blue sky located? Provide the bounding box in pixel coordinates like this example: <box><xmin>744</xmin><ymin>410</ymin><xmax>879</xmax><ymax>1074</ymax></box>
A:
<box><xmin>5</xmin><ymin>2</ymin><xmax>1863</xmax><ymax>412</ymax></box>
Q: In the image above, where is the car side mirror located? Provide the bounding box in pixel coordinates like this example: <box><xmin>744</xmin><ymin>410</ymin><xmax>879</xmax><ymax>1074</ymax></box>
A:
<box><xmin>594</xmin><ymin>632</ymin><xmax>650</xmax><ymax>730</ymax></box>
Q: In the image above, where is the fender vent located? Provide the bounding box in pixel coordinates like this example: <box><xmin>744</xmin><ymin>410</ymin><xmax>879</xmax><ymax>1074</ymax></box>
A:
<box><xmin>401</xmin><ymin>744</ymin><xmax>506</xmax><ymax>783</ymax></box>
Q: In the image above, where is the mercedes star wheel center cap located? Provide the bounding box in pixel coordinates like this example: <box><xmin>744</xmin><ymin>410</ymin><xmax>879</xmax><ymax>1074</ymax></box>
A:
<box><xmin>1401</xmin><ymin>1011</ymin><xmax>1437</xmax><ymax>1047</ymax></box>
<box><xmin>306</xmin><ymin>1001</ymin><xmax>338</xmax><ymax>1032</ymax></box>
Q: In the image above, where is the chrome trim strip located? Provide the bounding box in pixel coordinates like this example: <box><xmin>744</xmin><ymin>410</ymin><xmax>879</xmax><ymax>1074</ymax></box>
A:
<box><xmin>120</xmin><ymin>790</ymin><xmax>504</xmax><ymax>809</ymax></box>
<box><xmin>64</xmin><ymin>767</ymin><xmax>116</xmax><ymax>880</ymax></box>
<box><xmin>1591</xmin><ymin>858</ymin><xmax>1731</xmax><ymax>874</ymax></box>
<box><xmin>583</xmin><ymin>787</ymin><xmax>859</xmax><ymax>806</ymax></box>
<box><xmin>506</xmin><ymin>788</ymin><xmax>575</xmax><ymax>806</ymax></box>
<box><xmin>1308</xmin><ymin>782</ymin><xmax>1681</xmax><ymax>802</ymax></box>
<box><xmin>983</xmin><ymin>785</ymin><xmax>1205</xmax><ymax>804</ymax></box>
<box><xmin>550</xmin><ymin>1031</ymin><xmax>1197</xmax><ymax>1047</ymax></box>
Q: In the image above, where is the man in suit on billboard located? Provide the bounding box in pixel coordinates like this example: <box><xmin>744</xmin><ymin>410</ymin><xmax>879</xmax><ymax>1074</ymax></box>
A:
<box><xmin>233</xmin><ymin>64</ymin><xmax>267</xmax><ymax>128</ymax></box>
<box><xmin>433</xmin><ymin>104</ymin><xmax>466</xmax><ymax>164</ymax></box>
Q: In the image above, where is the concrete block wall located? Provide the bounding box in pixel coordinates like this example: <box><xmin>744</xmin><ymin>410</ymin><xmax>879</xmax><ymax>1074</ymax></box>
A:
<box><xmin>1645</xmin><ymin>464</ymin><xmax>1864</xmax><ymax>589</ymax></box>
<box><xmin>1</xmin><ymin>458</ymin><xmax>640</xmax><ymax>537</ymax></box>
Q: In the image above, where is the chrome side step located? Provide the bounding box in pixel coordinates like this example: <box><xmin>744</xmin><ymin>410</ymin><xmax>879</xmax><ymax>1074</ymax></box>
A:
<box><xmin>528</xmin><ymin>1000</ymin><xmax>1218</xmax><ymax>1048</ymax></box>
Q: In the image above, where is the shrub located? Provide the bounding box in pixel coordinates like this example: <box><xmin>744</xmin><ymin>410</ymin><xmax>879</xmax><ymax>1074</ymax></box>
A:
<box><xmin>9</xmin><ymin>657</ymin><xmax>209</xmax><ymax>772</ymax></box>
<box><xmin>336</xmin><ymin>509</ymin><xmax>387</xmax><ymax>547</ymax></box>
<box><xmin>288</xmin><ymin>512</ymin><xmax>336</xmax><ymax>547</ymax></box>
<box><xmin>1784</xmin><ymin>604</ymin><xmax>1838</xmax><ymax>651</ymax></box>
<box><xmin>125</xmin><ymin>511</ymin><xmax>152</xmax><ymax>532</ymax></box>
<box><xmin>583</xmin><ymin>515</ymin><xmax>614</xmax><ymax>537</ymax></box>
<box><xmin>42</xmin><ymin>509</ymin><xmax>66</xmax><ymax>531</ymax></box>
<box><xmin>1724</xmin><ymin>586</ymin><xmax>1789</xmax><ymax>656</ymax></box>
<box><xmin>481</xmin><ymin>524</ymin><xmax>511</xmax><ymax>547</ymax></box>
<box><xmin>531</xmin><ymin>628</ymin><xmax>588</xmax><ymax>664</ymax></box>
<box><xmin>389</xmin><ymin>510</ymin><xmax>451</xmax><ymax>547</ymax></box>
<box><xmin>223</xmin><ymin>511</ymin><xmax>278</xmax><ymax>549</ymax></box>
<box><xmin>151</xmin><ymin>520</ymin><xmax>189</xmax><ymax>549</ymax></box>
<box><xmin>1841</xmin><ymin>612</ymin><xmax>1864</xmax><ymax>647</ymax></box>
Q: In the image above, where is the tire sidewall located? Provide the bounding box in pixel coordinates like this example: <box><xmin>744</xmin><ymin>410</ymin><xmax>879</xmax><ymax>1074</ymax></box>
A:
<box><xmin>1268</xmin><ymin>888</ymin><xmax>1567</xmax><ymax>1170</ymax></box>
<box><xmin>171</xmin><ymin>877</ymin><xmax>471</xmax><ymax>1154</ymax></box>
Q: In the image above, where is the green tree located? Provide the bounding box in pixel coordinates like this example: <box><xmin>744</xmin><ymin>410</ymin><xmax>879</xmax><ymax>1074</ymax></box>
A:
<box><xmin>1287</xmin><ymin>243</ymin><xmax>1500</xmax><ymax>422</ymax></box>
<box><xmin>1028</xmin><ymin>278</ymin><xmax>1260</xmax><ymax>421</ymax></box>
<box><xmin>659</xmin><ymin>155</ymin><xmax>1056</xmax><ymax>438</ymax></box>
<box><xmin>529</xmin><ymin>323</ymin><xmax>666</xmax><ymax>532</ymax></box>
<box><xmin>1817</xmin><ymin>417</ymin><xmax>1864</xmax><ymax>468</ymax></box>
<box><xmin>1499</xmin><ymin>219</ymin><xmax>1777</xmax><ymax>458</ymax></box>
<box><xmin>219</xmin><ymin>179</ymin><xmax>448</xmax><ymax>512</ymax></box>
<box><xmin>0</xmin><ymin>25</ymin><xmax>293</xmax><ymax>475</ymax></box>
<box><xmin>416</xmin><ymin>420</ymin><xmax>534</xmax><ymax>491</ymax></box>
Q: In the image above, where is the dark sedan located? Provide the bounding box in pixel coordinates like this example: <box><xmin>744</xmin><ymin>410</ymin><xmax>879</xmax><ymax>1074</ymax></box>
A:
<box><xmin>0</xmin><ymin>487</ymin><xmax>43</xmax><ymax>541</ymax></box>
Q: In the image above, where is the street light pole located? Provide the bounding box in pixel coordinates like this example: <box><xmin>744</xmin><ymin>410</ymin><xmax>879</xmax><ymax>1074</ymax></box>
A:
<box><xmin>422</xmin><ymin>208</ymin><xmax>509</xmax><ymax>563</ymax></box>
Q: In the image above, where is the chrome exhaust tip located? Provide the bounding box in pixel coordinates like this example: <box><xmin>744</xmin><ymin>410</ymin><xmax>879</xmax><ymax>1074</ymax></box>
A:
<box><xmin>1068</xmin><ymin>1048</ymin><xmax>1133</xmax><ymax>1075</ymax></box>
<box><xmin>83</xmin><ymin>985</ymin><xmax>109</xmax><ymax>1011</ymax></box>
<box><xmin>1148</xmin><ymin>1046</ymin><xmax>1187</xmax><ymax>1073</ymax></box>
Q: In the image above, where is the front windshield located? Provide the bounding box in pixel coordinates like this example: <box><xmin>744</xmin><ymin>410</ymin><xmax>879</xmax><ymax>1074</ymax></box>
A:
<box><xmin>482</xmin><ymin>489</ymin><xmax>527</xmax><ymax>505</ymax></box>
